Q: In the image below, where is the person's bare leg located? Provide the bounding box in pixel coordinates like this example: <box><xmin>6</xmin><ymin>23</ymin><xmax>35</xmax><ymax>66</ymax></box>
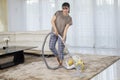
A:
<box><xmin>59</xmin><ymin>60</ymin><xmax>63</xmax><ymax>66</ymax></box>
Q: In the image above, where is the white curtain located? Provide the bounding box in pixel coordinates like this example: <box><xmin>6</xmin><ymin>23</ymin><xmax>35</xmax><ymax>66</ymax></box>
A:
<box><xmin>94</xmin><ymin>0</ymin><xmax>117</xmax><ymax>49</ymax></box>
<box><xmin>71</xmin><ymin>0</ymin><xmax>94</xmax><ymax>47</ymax></box>
<box><xmin>7</xmin><ymin>0</ymin><xmax>120</xmax><ymax>49</ymax></box>
<box><xmin>118</xmin><ymin>0</ymin><xmax>120</xmax><ymax>48</ymax></box>
<box><xmin>25</xmin><ymin>0</ymin><xmax>55</xmax><ymax>30</ymax></box>
<box><xmin>25</xmin><ymin>0</ymin><xmax>40</xmax><ymax>31</ymax></box>
<box><xmin>7</xmin><ymin>0</ymin><xmax>26</xmax><ymax>31</ymax></box>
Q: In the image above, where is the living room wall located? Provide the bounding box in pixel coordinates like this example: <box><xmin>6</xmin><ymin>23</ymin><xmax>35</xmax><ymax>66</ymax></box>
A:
<box><xmin>0</xmin><ymin>0</ymin><xmax>8</xmax><ymax>32</ymax></box>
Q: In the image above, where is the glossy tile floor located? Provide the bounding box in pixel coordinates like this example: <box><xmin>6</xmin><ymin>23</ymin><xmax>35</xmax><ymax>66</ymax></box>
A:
<box><xmin>69</xmin><ymin>47</ymin><xmax>120</xmax><ymax>80</ymax></box>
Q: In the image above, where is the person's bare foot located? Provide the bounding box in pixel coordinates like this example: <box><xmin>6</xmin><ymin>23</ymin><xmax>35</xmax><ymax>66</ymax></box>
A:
<box><xmin>59</xmin><ymin>60</ymin><xmax>63</xmax><ymax>66</ymax></box>
<box><xmin>56</xmin><ymin>57</ymin><xmax>60</xmax><ymax>64</ymax></box>
<box><xmin>56</xmin><ymin>56</ymin><xmax>63</xmax><ymax>66</ymax></box>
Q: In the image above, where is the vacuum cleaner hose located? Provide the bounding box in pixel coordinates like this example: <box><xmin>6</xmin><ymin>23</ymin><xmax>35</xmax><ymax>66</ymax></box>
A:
<box><xmin>42</xmin><ymin>32</ymin><xmax>61</xmax><ymax>70</ymax></box>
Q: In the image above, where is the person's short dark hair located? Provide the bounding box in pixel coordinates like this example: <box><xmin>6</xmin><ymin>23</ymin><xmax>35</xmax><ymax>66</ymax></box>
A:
<box><xmin>62</xmin><ymin>2</ymin><xmax>70</xmax><ymax>8</ymax></box>
<box><xmin>62</xmin><ymin>2</ymin><xmax>70</xmax><ymax>13</ymax></box>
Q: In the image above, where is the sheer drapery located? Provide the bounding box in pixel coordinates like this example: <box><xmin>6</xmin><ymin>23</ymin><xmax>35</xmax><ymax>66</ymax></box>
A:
<box><xmin>25</xmin><ymin>0</ymin><xmax>40</xmax><ymax>31</ymax></box>
<box><xmin>94</xmin><ymin>0</ymin><xmax>117</xmax><ymax>48</ymax></box>
<box><xmin>7</xmin><ymin>0</ymin><xmax>26</xmax><ymax>31</ymax></box>
<box><xmin>25</xmin><ymin>0</ymin><xmax>55</xmax><ymax>30</ymax></box>
<box><xmin>7</xmin><ymin>0</ymin><xmax>120</xmax><ymax>49</ymax></box>
<box><xmin>25</xmin><ymin>0</ymin><xmax>120</xmax><ymax>49</ymax></box>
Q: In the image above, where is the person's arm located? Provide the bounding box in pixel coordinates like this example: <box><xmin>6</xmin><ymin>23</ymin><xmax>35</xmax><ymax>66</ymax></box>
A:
<box><xmin>63</xmin><ymin>18</ymin><xmax>72</xmax><ymax>41</ymax></box>
<box><xmin>63</xmin><ymin>24</ymin><xmax>70</xmax><ymax>41</ymax></box>
<box><xmin>51</xmin><ymin>15</ymin><xmax>58</xmax><ymax>35</ymax></box>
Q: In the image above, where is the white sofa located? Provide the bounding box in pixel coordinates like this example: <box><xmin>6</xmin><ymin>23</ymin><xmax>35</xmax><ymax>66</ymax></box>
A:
<box><xmin>0</xmin><ymin>30</ymin><xmax>53</xmax><ymax>55</ymax></box>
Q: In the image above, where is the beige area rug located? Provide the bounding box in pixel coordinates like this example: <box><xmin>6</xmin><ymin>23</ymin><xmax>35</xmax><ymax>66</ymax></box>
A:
<box><xmin>0</xmin><ymin>54</ymin><xmax>120</xmax><ymax>80</ymax></box>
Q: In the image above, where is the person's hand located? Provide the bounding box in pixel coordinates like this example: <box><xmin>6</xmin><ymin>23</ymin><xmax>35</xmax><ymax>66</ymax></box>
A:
<box><xmin>54</xmin><ymin>31</ymin><xmax>58</xmax><ymax>36</ymax></box>
<box><xmin>62</xmin><ymin>34</ymin><xmax>66</xmax><ymax>41</ymax></box>
<box><xmin>62</xmin><ymin>37</ymin><xmax>65</xmax><ymax>43</ymax></box>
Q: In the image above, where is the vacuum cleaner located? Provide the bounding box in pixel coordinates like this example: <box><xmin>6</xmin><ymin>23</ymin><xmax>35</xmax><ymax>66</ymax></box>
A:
<box><xmin>42</xmin><ymin>32</ymin><xmax>85</xmax><ymax>70</ymax></box>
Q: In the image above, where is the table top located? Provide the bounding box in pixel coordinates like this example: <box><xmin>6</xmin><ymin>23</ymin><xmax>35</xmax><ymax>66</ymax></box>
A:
<box><xmin>0</xmin><ymin>46</ymin><xmax>37</xmax><ymax>55</ymax></box>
